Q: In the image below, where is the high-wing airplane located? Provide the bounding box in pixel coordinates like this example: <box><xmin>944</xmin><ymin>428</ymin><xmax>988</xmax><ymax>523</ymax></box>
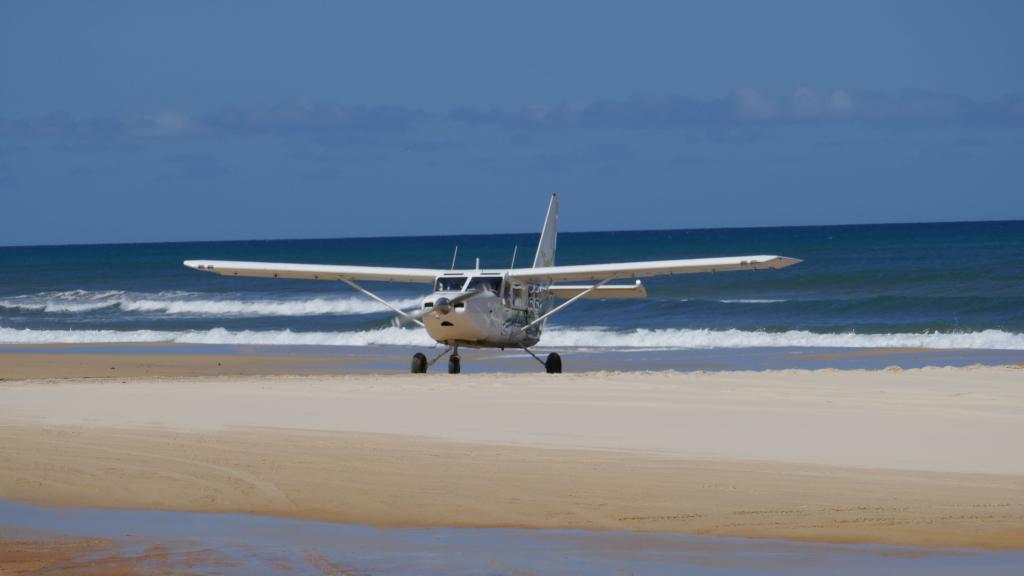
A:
<box><xmin>185</xmin><ymin>195</ymin><xmax>800</xmax><ymax>374</ymax></box>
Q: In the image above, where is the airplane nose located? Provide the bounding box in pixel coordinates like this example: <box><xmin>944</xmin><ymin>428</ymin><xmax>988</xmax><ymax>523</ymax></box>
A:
<box><xmin>433</xmin><ymin>297</ymin><xmax>452</xmax><ymax>315</ymax></box>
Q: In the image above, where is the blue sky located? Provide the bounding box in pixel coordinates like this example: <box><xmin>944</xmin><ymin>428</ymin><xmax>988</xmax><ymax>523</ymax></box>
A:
<box><xmin>1</xmin><ymin>0</ymin><xmax>1022</xmax><ymax>245</ymax></box>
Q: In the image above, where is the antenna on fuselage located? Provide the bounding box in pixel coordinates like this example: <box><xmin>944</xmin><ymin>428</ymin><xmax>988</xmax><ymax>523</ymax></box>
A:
<box><xmin>474</xmin><ymin>257</ymin><xmax>480</xmax><ymax>270</ymax></box>
<box><xmin>510</xmin><ymin>245</ymin><xmax>517</xmax><ymax>269</ymax></box>
<box><xmin>450</xmin><ymin>246</ymin><xmax>458</xmax><ymax>270</ymax></box>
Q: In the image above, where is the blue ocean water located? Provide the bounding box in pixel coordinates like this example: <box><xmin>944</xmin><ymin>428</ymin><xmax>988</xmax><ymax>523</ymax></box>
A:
<box><xmin>1</xmin><ymin>220</ymin><xmax>1022</xmax><ymax>350</ymax></box>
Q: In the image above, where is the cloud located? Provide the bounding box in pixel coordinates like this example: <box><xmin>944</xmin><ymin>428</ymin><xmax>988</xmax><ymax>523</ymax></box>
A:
<box><xmin>204</xmin><ymin>103</ymin><xmax>426</xmax><ymax>136</ymax></box>
<box><xmin>450</xmin><ymin>90</ymin><xmax>1024</xmax><ymax>131</ymax></box>
<box><xmin>450</xmin><ymin>95</ymin><xmax>732</xmax><ymax>131</ymax></box>
<box><xmin>0</xmin><ymin>111</ymin><xmax>194</xmax><ymax>142</ymax></box>
<box><xmin>0</xmin><ymin>103</ymin><xmax>426</xmax><ymax>146</ymax></box>
<box><xmin>2</xmin><ymin>91</ymin><xmax>1020</xmax><ymax>153</ymax></box>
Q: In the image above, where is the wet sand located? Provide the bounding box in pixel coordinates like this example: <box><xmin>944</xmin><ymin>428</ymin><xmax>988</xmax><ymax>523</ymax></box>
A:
<box><xmin>4</xmin><ymin>499</ymin><xmax>1022</xmax><ymax>576</ymax></box>
<box><xmin>1</xmin><ymin>367</ymin><xmax>1022</xmax><ymax>550</ymax></box>
<box><xmin>0</xmin><ymin>348</ymin><xmax>370</xmax><ymax>379</ymax></box>
<box><xmin>0</xmin><ymin>535</ymin><xmax>250</xmax><ymax>576</ymax></box>
<box><xmin>3</xmin><ymin>342</ymin><xmax>1024</xmax><ymax>378</ymax></box>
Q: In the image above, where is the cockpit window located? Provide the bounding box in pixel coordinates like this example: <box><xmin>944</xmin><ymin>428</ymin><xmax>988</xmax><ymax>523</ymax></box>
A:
<box><xmin>466</xmin><ymin>276</ymin><xmax>502</xmax><ymax>294</ymax></box>
<box><xmin>435</xmin><ymin>276</ymin><xmax>466</xmax><ymax>291</ymax></box>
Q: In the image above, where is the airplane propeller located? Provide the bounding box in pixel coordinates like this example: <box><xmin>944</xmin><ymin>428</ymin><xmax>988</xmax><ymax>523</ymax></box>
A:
<box><xmin>394</xmin><ymin>287</ymin><xmax>483</xmax><ymax>326</ymax></box>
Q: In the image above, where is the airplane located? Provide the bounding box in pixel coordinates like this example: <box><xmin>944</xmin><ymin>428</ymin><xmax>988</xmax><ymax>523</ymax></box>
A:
<box><xmin>184</xmin><ymin>194</ymin><xmax>800</xmax><ymax>374</ymax></box>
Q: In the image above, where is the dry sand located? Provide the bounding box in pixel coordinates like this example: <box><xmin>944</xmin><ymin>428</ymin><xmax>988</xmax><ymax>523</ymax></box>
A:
<box><xmin>1</xmin><ymin>365</ymin><xmax>1022</xmax><ymax>549</ymax></box>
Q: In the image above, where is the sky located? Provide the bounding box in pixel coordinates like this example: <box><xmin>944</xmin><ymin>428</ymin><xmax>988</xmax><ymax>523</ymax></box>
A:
<box><xmin>1</xmin><ymin>0</ymin><xmax>1022</xmax><ymax>246</ymax></box>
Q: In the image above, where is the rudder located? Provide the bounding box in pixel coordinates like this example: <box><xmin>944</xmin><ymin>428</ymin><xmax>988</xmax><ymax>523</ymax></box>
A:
<box><xmin>533</xmin><ymin>194</ymin><xmax>558</xmax><ymax>268</ymax></box>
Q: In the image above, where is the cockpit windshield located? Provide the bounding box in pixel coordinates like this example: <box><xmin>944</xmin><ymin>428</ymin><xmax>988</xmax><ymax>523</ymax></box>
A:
<box><xmin>434</xmin><ymin>276</ymin><xmax>466</xmax><ymax>291</ymax></box>
<box><xmin>466</xmin><ymin>276</ymin><xmax>503</xmax><ymax>294</ymax></box>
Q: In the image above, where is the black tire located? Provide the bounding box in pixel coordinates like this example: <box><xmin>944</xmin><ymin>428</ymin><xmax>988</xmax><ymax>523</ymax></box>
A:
<box><xmin>545</xmin><ymin>352</ymin><xmax>562</xmax><ymax>374</ymax></box>
<box><xmin>448</xmin><ymin>355</ymin><xmax>461</xmax><ymax>374</ymax></box>
<box><xmin>411</xmin><ymin>352</ymin><xmax>428</xmax><ymax>374</ymax></box>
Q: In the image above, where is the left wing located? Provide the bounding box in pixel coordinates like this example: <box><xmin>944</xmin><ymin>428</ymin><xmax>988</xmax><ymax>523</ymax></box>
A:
<box><xmin>184</xmin><ymin>260</ymin><xmax>441</xmax><ymax>283</ymax></box>
<box><xmin>509</xmin><ymin>255</ymin><xmax>800</xmax><ymax>284</ymax></box>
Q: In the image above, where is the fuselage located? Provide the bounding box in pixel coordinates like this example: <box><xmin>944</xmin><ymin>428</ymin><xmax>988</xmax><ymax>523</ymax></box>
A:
<box><xmin>421</xmin><ymin>271</ymin><xmax>551</xmax><ymax>348</ymax></box>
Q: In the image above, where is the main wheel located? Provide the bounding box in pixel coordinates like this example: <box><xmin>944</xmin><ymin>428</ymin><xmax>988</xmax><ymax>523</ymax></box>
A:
<box><xmin>411</xmin><ymin>352</ymin><xmax>428</xmax><ymax>374</ymax></box>
<box><xmin>545</xmin><ymin>352</ymin><xmax>562</xmax><ymax>374</ymax></box>
<box><xmin>448</xmin><ymin>355</ymin><xmax>461</xmax><ymax>374</ymax></box>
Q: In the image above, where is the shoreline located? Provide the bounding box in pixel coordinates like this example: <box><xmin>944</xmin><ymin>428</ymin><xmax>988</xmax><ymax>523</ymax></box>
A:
<box><xmin>5</xmin><ymin>502</ymin><xmax>1021</xmax><ymax>576</ymax></box>
<box><xmin>2</xmin><ymin>367</ymin><xmax>1022</xmax><ymax>549</ymax></box>
<box><xmin>2</xmin><ymin>342</ymin><xmax>1023</xmax><ymax>378</ymax></box>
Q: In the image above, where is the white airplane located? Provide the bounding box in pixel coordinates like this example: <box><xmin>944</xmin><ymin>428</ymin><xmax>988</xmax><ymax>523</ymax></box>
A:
<box><xmin>185</xmin><ymin>195</ymin><xmax>800</xmax><ymax>374</ymax></box>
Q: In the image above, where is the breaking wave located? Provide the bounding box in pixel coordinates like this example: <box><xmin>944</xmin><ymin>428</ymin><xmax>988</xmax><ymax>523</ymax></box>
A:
<box><xmin>0</xmin><ymin>326</ymin><xmax>434</xmax><ymax>346</ymax></box>
<box><xmin>1</xmin><ymin>325</ymin><xmax>1022</xmax><ymax>350</ymax></box>
<box><xmin>0</xmin><ymin>290</ymin><xmax>423</xmax><ymax>317</ymax></box>
<box><xmin>540</xmin><ymin>327</ymin><xmax>1024</xmax><ymax>350</ymax></box>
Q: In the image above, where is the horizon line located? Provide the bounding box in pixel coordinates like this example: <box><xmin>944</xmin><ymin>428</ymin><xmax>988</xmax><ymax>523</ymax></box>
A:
<box><xmin>2</xmin><ymin>217</ymin><xmax>1022</xmax><ymax>250</ymax></box>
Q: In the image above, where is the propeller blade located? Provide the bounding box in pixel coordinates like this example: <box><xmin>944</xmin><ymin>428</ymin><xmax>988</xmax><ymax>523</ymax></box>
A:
<box><xmin>395</xmin><ymin>287</ymin><xmax>483</xmax><ymax>324</ymax></box>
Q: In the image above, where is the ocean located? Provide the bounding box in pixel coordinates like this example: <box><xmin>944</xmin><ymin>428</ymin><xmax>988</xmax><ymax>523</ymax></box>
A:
<box><xmin>2</xmin><ymin>220</ymin><xmax>1023</xmax><ymax>351</ymax></box>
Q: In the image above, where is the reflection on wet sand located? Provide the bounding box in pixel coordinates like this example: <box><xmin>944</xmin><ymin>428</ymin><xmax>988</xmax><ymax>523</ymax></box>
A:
<box><xmin>2</xmin><ymin>501</ymin><xmax>1021</xmax><ymax>576</ymax></box>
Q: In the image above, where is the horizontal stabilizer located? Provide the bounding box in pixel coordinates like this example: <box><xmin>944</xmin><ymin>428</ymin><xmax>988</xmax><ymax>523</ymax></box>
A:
<box><xmin>547</xmin><ymin>280</ymin><xmax>646</xmax><ymax>299</ymax></box>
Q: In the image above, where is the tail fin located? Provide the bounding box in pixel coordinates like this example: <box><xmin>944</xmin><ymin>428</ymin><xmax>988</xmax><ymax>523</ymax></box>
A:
<box><xmin>533</xmin><ymin>194</ymin><xmax>558</xmax><ymax>268</ymax></box>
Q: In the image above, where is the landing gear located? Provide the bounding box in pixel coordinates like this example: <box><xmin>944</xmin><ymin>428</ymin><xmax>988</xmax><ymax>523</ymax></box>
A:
<box><xmin>522</xmin><ymin>347</ymin><xmax>563</xmax><ymax>374</ymax></box>
<box><xmin>414</xmin><ymin>345</ymin><xmax>560</xmax><ymax>374</ymax></box>
<box><xmin>410</xmin><ymin>345</ymin><xmax>461</xmax><ymax>374</ymax></box>
<box><xmin>544</xmin><ymin>352</ymin><xmax>562</xmax><ymax>374</ymax></box>
<box><xmin>411</xmin><ymin>352</ymin><xmax>427</xmax><ymax>374</ymax></box>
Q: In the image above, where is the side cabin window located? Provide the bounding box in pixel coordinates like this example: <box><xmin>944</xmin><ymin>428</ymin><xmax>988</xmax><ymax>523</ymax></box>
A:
<box><xmin>511</xmin><ymin>282</ymin><xmax>527</xmax><ymax>308</ymax></box>
<box><xmin>466</xmin><ymin>276</ymin><xmax>502</xmax><ymax>295</ymax></box>
<box><xmin>435</xmin><ymin>276</ymin><xmax>466</xmax><ymax>292</ymax></box>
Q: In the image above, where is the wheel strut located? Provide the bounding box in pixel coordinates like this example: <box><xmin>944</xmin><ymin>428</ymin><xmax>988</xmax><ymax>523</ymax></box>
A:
<box><xmin>427</xmin><ymin>346</ymin><xmax>453</xmax><ymax>367</ymax></box>
<box><xmin>411</xmin><ymin>346</ymin><xmax>455</xmax><ymax>374</ymax></box>
<box><xmin>522</xmin><ymin>347</ymin><xmax>563</xmax><ymax>374</ymax></box>
<box><xmin>448</xmin><ymin>345</ymin><xmax>461</xmax><ymax>374</ymax></box>
<box><xmin>522</xmin><ymin>346</ymin><xmax>546</xmax><ymax>367</ymax></box>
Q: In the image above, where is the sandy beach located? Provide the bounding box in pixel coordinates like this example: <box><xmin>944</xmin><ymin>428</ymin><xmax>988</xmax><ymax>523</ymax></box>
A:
<box><xmin>1</xmin><ymin>363</ymin><xmax>1022</xmax><ymax>550</ymax></box>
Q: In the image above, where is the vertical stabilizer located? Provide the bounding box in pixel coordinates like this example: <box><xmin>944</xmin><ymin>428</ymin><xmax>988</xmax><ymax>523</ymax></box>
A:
<box><xmin>533</xmin><ymin>194</ymin><xmax>558</xmax><ymax>268</ymax></box>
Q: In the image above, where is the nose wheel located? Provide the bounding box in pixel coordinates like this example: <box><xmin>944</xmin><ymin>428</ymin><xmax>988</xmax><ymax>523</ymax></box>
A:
<box><xmin>410</xmin><ymin>345</ymin><xmax>461</xmax><ymax>374</ymax></box>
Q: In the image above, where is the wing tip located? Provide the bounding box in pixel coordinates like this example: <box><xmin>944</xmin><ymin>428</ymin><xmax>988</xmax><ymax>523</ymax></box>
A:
<box><xmin>183</xmin><ymin>260</ymin><xmax>213</xmax><ymax>270</ymax></box>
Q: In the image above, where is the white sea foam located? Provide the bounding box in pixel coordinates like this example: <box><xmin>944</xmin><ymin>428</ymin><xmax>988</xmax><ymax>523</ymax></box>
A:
<box><xmin>540</xmin><ymin>327</ymin><xmax>1024</xmax><ymax>350</ymax></box>
<box><xmin>117</xmin><ymin>296</ymin><xmax>424</xmax><ymax>316</ymax></box>
<box><xmin>1</xmin><ymin>325</ymin><xmax>1022</xmax><ymax>350</ymax></box>
<box><xmin>0</xmin><ymin>326</ymin><xmax>434</xmax><ymax>346</ymax></box>
<box><xmin>0</xmin><ymin>290</ymin><xmax>423</xmax><ymax>317</ymax></box>
<box><xmin>0</xmin><ymin>290</ymin><xmax>127</xmax><ymax>313</ymax></box>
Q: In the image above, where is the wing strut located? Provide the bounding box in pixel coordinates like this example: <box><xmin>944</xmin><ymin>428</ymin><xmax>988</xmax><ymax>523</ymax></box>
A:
<box><xmin>339</xmin><ymin>278</ymin><xmax>425</xmax><ymax>328</ymax></box>
<box><xmin>522</xmin><ymin>278</ymin><xmax>611</xmax><ymax>330</ymax></box>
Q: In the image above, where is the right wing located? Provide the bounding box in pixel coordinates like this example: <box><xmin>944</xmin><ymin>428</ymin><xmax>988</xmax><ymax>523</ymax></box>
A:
<box><xmin>184</xmin><ymin>260</ymin><xmax>441</xmax><ymax>284</ymax></box>
<box><xmin>509</xmin><ymin>255</ymin><xmax>800</xmax><ymax>284</ymax></box>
